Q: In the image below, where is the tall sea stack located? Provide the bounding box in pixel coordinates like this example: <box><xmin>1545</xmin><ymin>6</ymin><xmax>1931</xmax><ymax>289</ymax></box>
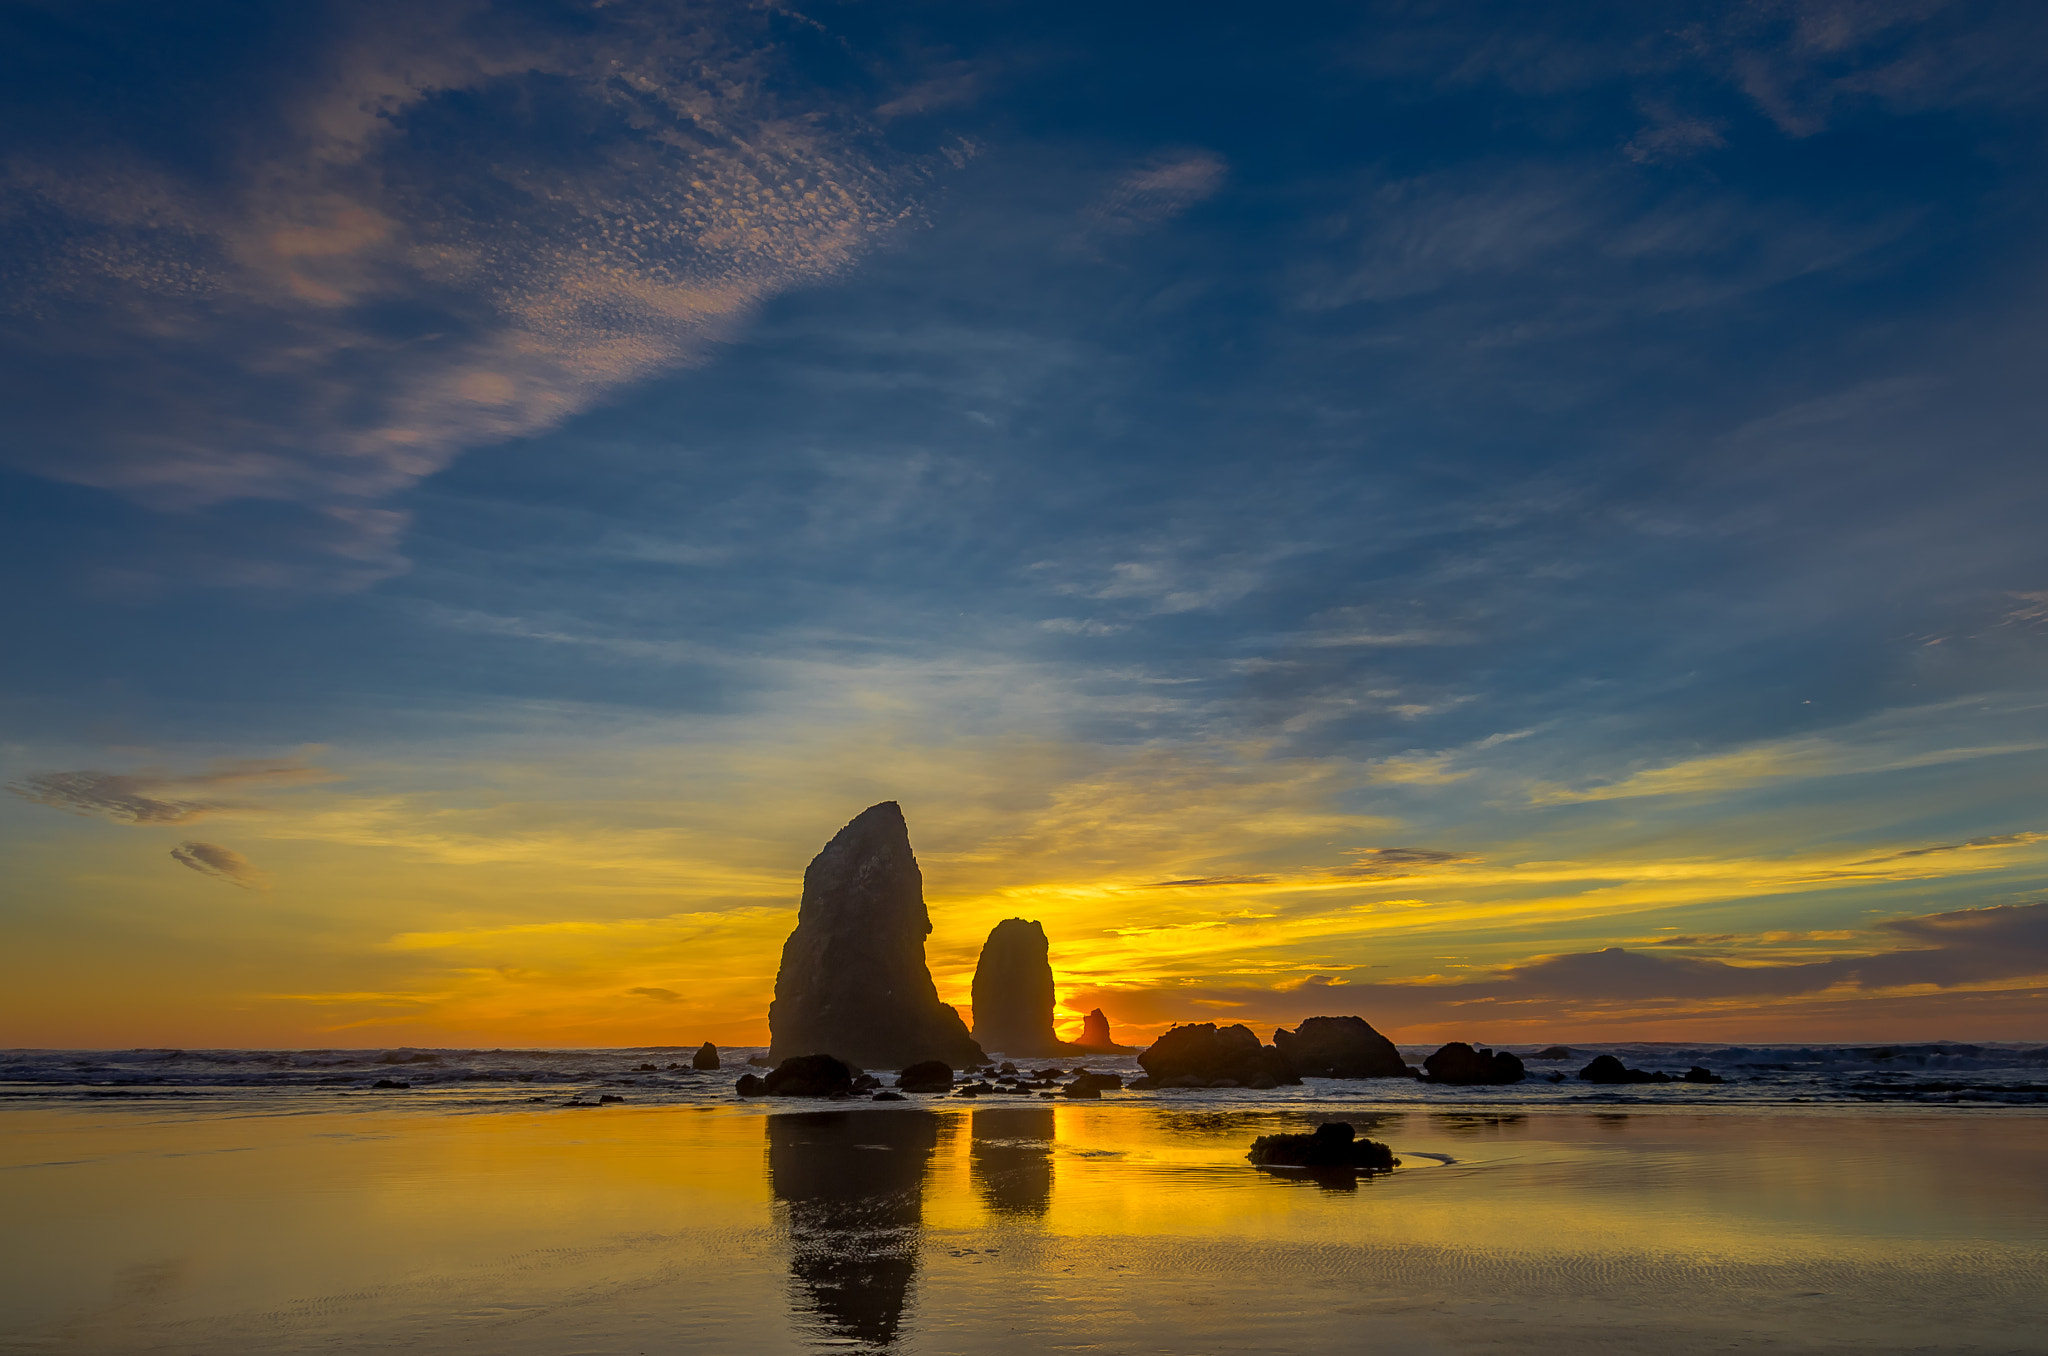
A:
<box><xmin>767</xmin><ymin>802</ymin><xmax>984</xmax><ymax>1069</ymax></box>
<box><xmin>970</xmin><ymin>918</ymin><xmax>1065</xmax><ymax>1057</ymax></box>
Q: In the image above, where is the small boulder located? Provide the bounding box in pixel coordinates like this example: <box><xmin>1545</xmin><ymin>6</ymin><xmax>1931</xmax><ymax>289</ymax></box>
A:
<box><xmin>746</xmin><ymin>1054</ymin><xmax>772</xmax><ymax>1067</ymax></box>
<box><xmin>370</xmin><ymin>1079</ymin><xmax>411</xmax><ymax>1089</ymax></box>
<box><xmin>1247</xmin><ymin>1123</ymin><xmax>1398</xmax><ymax>1171</ymax></box>
<box><xmin>872</xmin><ymin>1091</ymin><xmax>906</xmax><ymax>1101</ymax></box>
<box><xmin>763</xmin><ymin>1054</ymin><xmax>856</xmax><ymax>1097</ymax></box>
<box><xmin>895</xmin><ymin>1060</ymin><xmax>955</xmax><ymax>1093</ymax></box>
<box><xmin>1422</xmin><ymin>1042</ymin><xmax>1525</xmax><ymax>1085</ymax></box>
<box><xmin>692</xmin><ymin>1042</ymin><xmax>721</xmax><ymax>1070</ymax></box>
<box><xmin>735</xmin><ymin>1073</ymin><xmax>766</xmax><ymax>1096</ymax></box>
<box><xmin>1682</xmin><ymin>1066</ymin><xmax>1724</xmax><ymax>1084</ymax></box>
<box><xmin>599</xmin><ymin>1094</ymin><xmax>625</xmax><ymax>1104</ymax></box>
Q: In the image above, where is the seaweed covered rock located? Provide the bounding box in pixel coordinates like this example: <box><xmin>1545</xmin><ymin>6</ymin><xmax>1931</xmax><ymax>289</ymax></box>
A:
<box><xmin>1247</xmin><ymin>1122</ymin><xmax>1398</xmax><ymax>1171</ymax></box>
<box><xmin>1139</xmin><ymin>1023</ymin><xmax>1301</xmax><ymax>1088</ymax></box>
<box><xmin>1578</xmin><ymin>1055</ymin><xmax>1670</xmax><ymax>1085</ymax></box>
<box><xmin>1422</xmin><ymin>1042</ymin><xmax>1525</xmax><ymax>1085</ymax></box>
<box><xmin>764</xmin><ymin>1054</ymin><xmax>857</xmax><ymax>1097</ymax></box>
<box><xmin>768</xmin><ymin>802</ymin><xmax>985</xmax><ymax>1069</ymax></box>
<box><xmin>895</xmin><ymin>1060</ymin><xmax>954</xmax><ymax>1093</ymax></box>
<box><xmin>1271</xmin><ymin>1016</ymin><xmax>1411</xmax><ymax>1078</ymax></box>
<box><xmin>692</xmin><ymin>1042</ymin><xmax>721</xmax><ymax>1070</ymax></box>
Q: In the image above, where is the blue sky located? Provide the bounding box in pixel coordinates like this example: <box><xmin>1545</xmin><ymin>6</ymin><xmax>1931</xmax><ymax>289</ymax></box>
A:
<box><xmin>3</xmin><ymin>0</ymin><xmax>2046</xmax><ymax>1047</ymax></box>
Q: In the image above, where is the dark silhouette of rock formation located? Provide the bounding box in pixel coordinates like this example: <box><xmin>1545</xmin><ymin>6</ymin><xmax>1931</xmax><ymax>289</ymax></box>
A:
<box><xmin>692</xmin><ymin>1041</ymin><xmax>720</xmax><ymax>1070</ymax></box>
<box><xmin>763</xmin><ymin>1054</ymin><xmax>856</xmax><ymax>1096</ymax></box>
<box><xmin>1531</xmin><ymin>1045</ymin><xmax>1574</xmax><ymax>1060</ymax></box>
<box><xmin>770</xmin><ymin>1110</ymin><xmax>937</xmax><ymax>1348</ymax></box>
<box><xmin>1578</xmin><ymin>1054</ymin><xmax>1671</xmax><ymax>1085</ymax></box>
<box><xmin>970</xmin><ymin>1106</ymin><xmax>1054</xmax><ymax>1216</ymax></box>
<box><xmin>1247</xmin><ymin>1122</ymin><xmax>1399</xmax><ymax>1171</ymax></box>
<box><xmin>1072</xmin><ymin>1008</ymin><xmax>1133</xmax><ymax>1053</ymax></box>
<box><xmin>894</xmin><ymin>1060</ymin><xmax>954</xmax><ymax>1093</ymax></box>
<box><xmin>768</xmin><ymin>802</ymin><xmax>984</xmax><ymax>1069</ymax></box>
<box><xmin>1422</xmin><ymin>1042</ymin><xmax>1525</xmax><ymax>1084</ymax></box>
<box><xmin>969</xmin><ymin>918</ymin><xmax>1066</xmax><ymax>1057</ymax></box>
<box><xmin>1137</xmin><ymin>1023</ymin><xmax>1301</xmax><ymax>1088</ymax></box>
<box><xmin>1683</xmin><ymin>1065</ymin><xmax>1725</xmax><ymax>1084</ymax></box>
<box><xmin>1271</xmin><ymin>1016</ymin><xmax>1411</xmax><ymax>1078</ymax></box>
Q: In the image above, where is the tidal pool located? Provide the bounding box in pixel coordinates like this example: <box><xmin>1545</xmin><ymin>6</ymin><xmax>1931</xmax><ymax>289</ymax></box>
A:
<box><xmin>1</xmin><ymin>1101</ymin><xmax>2042</xmax><ymax>1354</ymax></box>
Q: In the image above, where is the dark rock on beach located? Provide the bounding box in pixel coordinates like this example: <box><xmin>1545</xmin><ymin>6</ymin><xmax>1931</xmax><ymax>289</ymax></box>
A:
<box><xmin>1062</xmin><ymin>1071</ymin><xmax>1122</xmax><ymax>1098</ymax></box>
<box><xmin>1272</xmin><ymin>1015</ymin><xmax>1411</xmax><ymax>1078</ymax></box>
<box><xmin>735</xmin><ymin>1073</ymin><xmax>766</xmax><ymax>1096</ymax></box>
<box><xmin>692</xmin><ymin>1042</ymin><xmax>721</xmax><ymax>1070</ymax></box>
<box><xmin>767</xmin><ymin>802</ymin><xmax>985</xmax><ymax>1070</ymax></box>
<box><xmin>764</xmin><ymin>1054</ymin><xmax>857</xmax><ymax>1097</ymax></box>
<box><xmin>895</xmin><ymin>1060</ymin><xmax>955</xmax><ymax>1093</ymax></box>
<box><xmin>1139</xmin><ymin>1023</ymin><xmax>1301</xmax><ymax>1088</ymax></box>
<box><xmin>1683</xmin><ymin>1065</ymin><xmax>1725</xmax><ymax>1084</ymax></box>
<box><xmin>970</xmin><ymin>918</ymin><xmax>1069</xmax><ymax>1057</ymax></box>
<box><xmin>370</xmin><ymin>1078</ymin><xmax>411</xmax><ymax>1089</ymax></box>
<box><xmin>1422</xmin><ymin>1042</ymin><xmax>1525</xmax><ymax>1084</ymax></box>
<box><xmin>1247</xmin><ymin>1122</ymin><xmax>1399</xmax><ymax>1171</ymax></box>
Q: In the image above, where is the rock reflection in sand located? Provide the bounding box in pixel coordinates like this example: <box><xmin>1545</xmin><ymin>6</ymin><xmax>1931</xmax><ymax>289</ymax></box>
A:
<box><xmin>969</xmin><ymin>1106</ymin><xmax>1054</xmax><ymax>1216</ymax></box>
<box><xmin>767</xmin><ymin>1110</ymin><xmax>938</xmax><ymax>1350</ymax></box>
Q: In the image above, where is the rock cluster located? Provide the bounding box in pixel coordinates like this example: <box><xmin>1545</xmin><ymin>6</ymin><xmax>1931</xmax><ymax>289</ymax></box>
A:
<box><xmin>969</xmin><ymin>918</ymin><xmax>1066</xmax><ymax>1057</ymax></box>
<box><xmin>767</xmin><ymin>802</ymin><xmax>984</xmax><ymax>1070</ymax></box>
<box><xmin>1421</xmin><ymin>1042</ymin><xmax>1525</xmax><ymax>1084</ymax></box>
<box><xmin>1133</xmin><ymin>1023</ymin><xmax>1301</xmax><ymax>1089</ymax></box>
<box><xmin>1247</xmin><ymin>1122</ymin><xmax>1399</xmax><ymax>1171</ymax></box>
<box><xmin>1577</xmin><ymin>1055</ymin><xmax>1724</xmax><ymax>1085</ymax></box>
<box><xmin>1272</xmin><ymin>1016</ymin><xmax>1411</xmax><ymax>1078</ymax></box>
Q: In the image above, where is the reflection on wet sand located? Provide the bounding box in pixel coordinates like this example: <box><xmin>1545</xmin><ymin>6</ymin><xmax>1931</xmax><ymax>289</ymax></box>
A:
<box><xmin>767</xmin><ymin>1111</ymin><xmax>938</xmax><ymax>1350</ymax></box>
<box><xmin>970</xmin><ymin>1106</ymin><xmax>1054</xmax><ymax>1217</ymax></box>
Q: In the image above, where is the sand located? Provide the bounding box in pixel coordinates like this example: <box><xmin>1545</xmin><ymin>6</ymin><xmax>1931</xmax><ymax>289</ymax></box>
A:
<box><xmin>2</xmin><ymin>1100</ymin><xmax>2042</xmax><ymax>1354</ymax></box>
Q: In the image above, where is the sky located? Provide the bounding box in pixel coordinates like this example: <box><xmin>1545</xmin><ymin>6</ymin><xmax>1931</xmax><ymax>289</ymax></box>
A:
<box><xmin>3</xmin><ymin>0</ymin><xmax>2046</xmax><ymax>1051</ymax></box>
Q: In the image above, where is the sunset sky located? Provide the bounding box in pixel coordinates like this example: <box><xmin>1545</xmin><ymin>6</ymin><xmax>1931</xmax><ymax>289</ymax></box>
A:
<box><xmin>3</xmin><ymin>0</ymin><xmax>2046</xmax><ymax>1050</ymax></box>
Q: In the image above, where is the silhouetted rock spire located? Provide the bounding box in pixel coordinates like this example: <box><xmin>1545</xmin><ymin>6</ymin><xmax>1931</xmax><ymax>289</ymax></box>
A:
<box><xmin>1073</xmin><ymin>1007</ymin><xmax>1129</xmax><ymax>1053</ymax></box>
<box><xmin>768</xmin><ymin>802</ymin><xmax>984</xmax><ymax>1069</ymax></box>
<box><xmin>970</xmin><ymin>918</ymin><xmax>1065</xmax><ymax>1057</ymax></box>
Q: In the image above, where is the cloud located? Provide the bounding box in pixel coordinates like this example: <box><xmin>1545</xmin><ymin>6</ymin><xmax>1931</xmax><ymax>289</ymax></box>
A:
<box><xmin>1085</xmin><ymin>152</ymin><xmax>1227</xmax><ymax>235</ymax></box>
<box><xmin>0</xmin><ymin>0</ymin><xmax>954</xmax><ymax>586</ymax></box>
<box><xmin>626</xmin><ymin>986</ymin><xmax>682</xmax><ymax>1003</ymax></box>
<box><xmin>170</xmin><ymin>841</ymin><xmax>266</xmax><ymax>889</ymax></box>
<box><xmin>1851</xmin><ymin>831</ymin><xmax>2048</xmax><ymax>865</ymax></box>
<box><xmin>8</xmin><ymin>759</ymin><xmax>330</xmax><ymax>824</ymax></box>
<box><xmin>1134</xmin><ymin>876</ymin><xmax>1279</xmax><ymax>889</ymax></box>
<box><xmin>1331</xmin><ymin>847</ymin><xmax>1475</xmax><ymax>879</ymax></box>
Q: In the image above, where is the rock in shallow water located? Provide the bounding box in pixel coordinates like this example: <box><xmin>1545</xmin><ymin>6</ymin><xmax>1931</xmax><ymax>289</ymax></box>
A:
<box><xmin>761</xmin><ymin>1054</ymin><xmax>857</xmax><ymax>1097</ymax></box>
<box><xmin>767</xmin><ymin>802</ymin><xmax>984</xmax><ymax>1070</ymax></box>
<box><xmin>1139</xmin><ymin>1023</ymin><xmax>1301</xmax><ymax>1087</ymax></box>
<box><xmin>1247</xmin><ymin>1123</ymin><xmax>1399</xmax><ymax>1171</ymax></box>
<box><xmin>692</xmin><ymin>1042</ymin><xmax>720</xmax><ymax>1070</ymax></box>
<box><xmin>970</xmin><ymin>918</ymin><xmax>1068</xmax><ymax>1057</ymax></box>
<box><xmin>1272</xmin><ymin>1015</ymin><xmax>1411</xmax><ymax>1078</ymax></box>
<box><xmin>1422</xmin><ymin>1042</ymin><xmax>1525</xmax><ymax>1084</ymax></box>
<box><xmin>1579</xmin><ymin>1054</ymin><xmax>1669</xmax><ymax>1085</ymax></box>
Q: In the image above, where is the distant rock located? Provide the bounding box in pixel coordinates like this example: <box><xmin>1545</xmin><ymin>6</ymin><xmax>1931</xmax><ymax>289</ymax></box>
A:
<box><xmin>692</xmin><ymin>1042</ymin><xmax>720</xmax><ymax>1070</ymax></box>
<box><xmin>1422</xmin><ymin>1042</ymin><xmax>1525</xmax><ymax>1085</ymax></box>
<box><xmin>895</xmin><ymin>1060</ymin><xmax>955</xmax><ymax>1093</ymax></box>
<box><xmin>1247</xmin><ymin>1122</ymin><xmax>1398</xmax><ymax>1171</ymax></box>
<box><xmin>735</xmin><ymin>1074</ymin><xmax>766</xmax><ymax>1096</ymax></box>
<box><xmin>1062</xmin><ymin>1072</ymin><xmax>1122</xmax><ymax>1098</ymax></box>
<box><xmin>764</xmin><ymin>1054</ymin><xmax>857</xmax><ymax>1097</ymax></box>
<box><xmin>1577</xmin><ymin>1054</ymin><xmax>1670</xmax><ymax>1085</ymax></box>
<box><xmin>1532</xmin><ymin>1046</ymin><xmax>1574</xmax><ymax>1060</ymax></box>
<box><xmin>1139</xmin><ymin>1023</ymin><xmax>1301</xmax><ymax>1088</ymax></box>
<box><xmin>970</xmin><ymin>918</ymin><xmax>1070</xmax><ymax>1057</ymax></box>
<box><xmin>746</xmin><ymin>1054</ymin><xmax>772</xmax><ymax>1067</ymax></box>
<box><xmin>1271</xmin><ymin>1016</ymin><xmax>1411</xmax><ymax>1078</ymax></box>
<box><xmin>1072</xmin><ymin>1008</ymin><xmax>1133</xmax><ymax>1053</ymax></box>
<box><xmin>1682</xmin><ymin>1066</ymin><xmax>1724</xmax><ymax>1084</ymax></box>
<box><xmin>767</xmin><ymin>802</ymin><xmax>985</xmax><ymax>1069</ymax></box>
<box><xmin>872</xmin><ymin>1091</ymin><xmax>905</xmax><ymax>1101</ymax></box>
<box><xmin>370</xmin><ymin>1078</ymin><xmax>411</xmax><ymax>1089</ymax></box>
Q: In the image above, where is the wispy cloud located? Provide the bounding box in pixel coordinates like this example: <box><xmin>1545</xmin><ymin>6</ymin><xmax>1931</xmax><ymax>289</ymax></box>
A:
<box><xmin>8</xmin><ymin>758</ymin><xmax>330</xmax><ymax>824</ymax></box>
<box><xmin>170</xmin><ymin>841</ymin><xmax>267</xmax><ymax>889</ymax></box>
<box><xmin>1085</xmin><ymin>152</ymin><xmax>1227</xmax><ymax>235</ymax></box>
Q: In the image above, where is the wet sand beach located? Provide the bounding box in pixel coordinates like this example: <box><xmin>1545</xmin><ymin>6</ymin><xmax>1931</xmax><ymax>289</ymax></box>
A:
<box><xmin>3</xmin><ymin>1099</ymin><xmax>2042</xmax><ymax>1355</ymax></box>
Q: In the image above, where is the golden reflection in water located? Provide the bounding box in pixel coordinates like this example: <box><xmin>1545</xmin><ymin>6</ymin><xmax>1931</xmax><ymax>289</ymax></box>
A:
<box><xmin>767</xmin><ymin>1110</ymin><xmax>937</xmax><ymax>1350</ymax></box>
<box><xmin>0</xmin><ymin>1103</ymin><xmax>2044</xmax><ymax>1355</ymax></box>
